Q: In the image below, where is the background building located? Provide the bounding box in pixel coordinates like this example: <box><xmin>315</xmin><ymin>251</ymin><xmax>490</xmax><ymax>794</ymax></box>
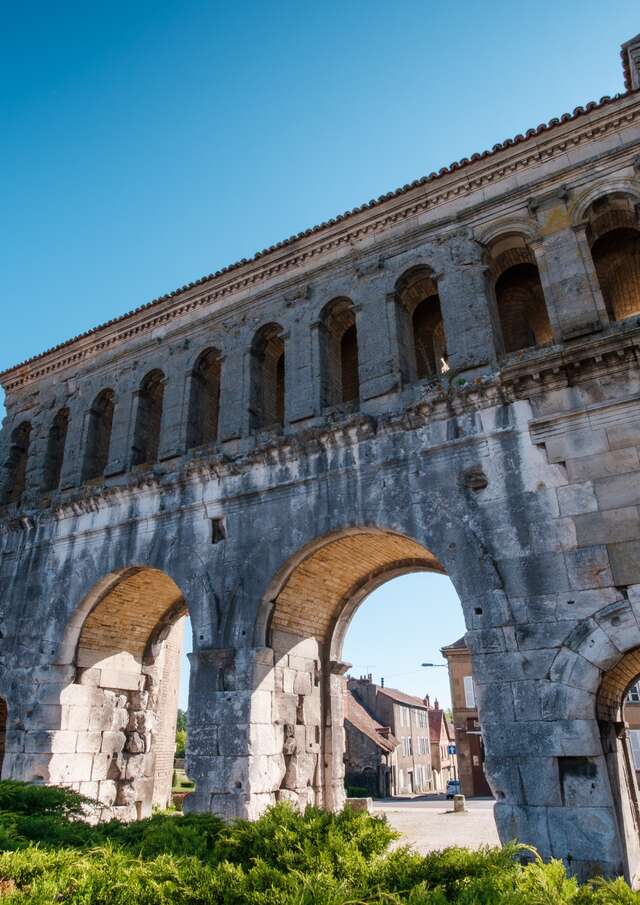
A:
<box><xmin>427</xmin><ymin>701</ymin><xmax>456</xmax><ymax>792</ymax></box>
<box><xmin>348</xmin><ymin>676</ymin><xmax>435</xmax><ymax>795</ymax></box>
<box><xmin>441</xmin><ymin>638</ymin><xmax>492</xmax><ymax>798</ymax></box>
<box><xmin>344</xmin><ymin>689</ymin><xmax>398</xmax><ymax>796</ymax></box>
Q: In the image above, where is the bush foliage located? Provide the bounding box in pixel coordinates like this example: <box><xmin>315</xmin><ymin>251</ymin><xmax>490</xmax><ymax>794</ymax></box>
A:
<box><xmin>0</xmin><ymin>781</ymin><xmax>637</xmax><ymax>903</ymax></box>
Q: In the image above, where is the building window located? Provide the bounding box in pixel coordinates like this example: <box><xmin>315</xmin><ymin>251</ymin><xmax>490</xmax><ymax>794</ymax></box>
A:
<box><xmin>627</xmin><ymin>683</ymin><xmax>640</xmax><ymax>704</ymax></box>
<box><xmin>463</xmin><ymin>676</ymin><xmax>476</xmax><ymax>709</ymax></box>
<box><xmin>82</xmin><ymin>389</ymin><xmax>115</xmax><ymax>481</ymax></box>
<box><xmin>187</xmin><ymin>349</ymin><xmax>221</xmax><ymax>449</ymax></box>
<box><xmin>417</xmin><ymin>710</ymin><xmax>427</xmax><ymax>727</ymax></box>
<box><xmin>395</xmin><ymin>266</ymin><xmax>448</xmax><ymax>383</ymax></box>
<box><xmin>250</xmin><ymin>323</ymin><xmax>285</xmax><ymax>430</ymax></box>
<box><xmin>487</xmin><ymin>234</ymin><xmax>552</xmax><ymax>354</ymax></box>
<box><xmin>629</xmin><ymin>730</ymin><xmax>640</xmax><ymax>769</ymax></box>
<box><xmin>132</xmin><ymin>370</ymin><xmax>165</xmax><ymax>467</ymax></box>
<box><xmin>1</xmin><ymin>421</ymin><xmax>31</xmax><ymax>505</ymax></box>
<box><xmin>42</xmin><ymin>407</ymin><xmax>69</xmax><ymax>492</ymax></box>
<box><xmin>585</xmin><ymin>193</ymin><xmax>640</xmax><ymax>322</ymax></box>
<box><xmin>319</xmin><ymin>297</ymin><xmax>360</xmax><ymax>407</ymax></box>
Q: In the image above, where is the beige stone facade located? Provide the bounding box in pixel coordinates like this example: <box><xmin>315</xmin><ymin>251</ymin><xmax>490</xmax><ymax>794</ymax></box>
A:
<box><xmin>441</xmin><ymin>638</ymin><xmax>492</xmax><ymax>798</ymax></box>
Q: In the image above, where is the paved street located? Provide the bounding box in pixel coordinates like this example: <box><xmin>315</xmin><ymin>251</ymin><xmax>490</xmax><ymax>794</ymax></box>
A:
<box><xmin>372</xmin><ymin>795</ymin><xmax>499</xmax><ymax>854</ymax></box>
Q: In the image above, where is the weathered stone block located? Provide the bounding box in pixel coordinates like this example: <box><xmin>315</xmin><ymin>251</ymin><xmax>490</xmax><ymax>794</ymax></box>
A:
<box><xmin>566</xmin><ymin>447</ymin><xmax>640</xmax><ymax>482</ymax></box>
<box><xmin>101</xmin><ymin>731</ymin><xmax>126</xmax><ymax>754</ymax></box>
<box><xmin>564</xmin><ymin>546</ymin><xmax>613</xmax><ymax>590</ymax></box>
<box><xmin>557</xmin><ymin>482</ymin><xmax>598</xmax><ymax>517</ymax></box>
<box><xmin>75</xmin><ymin>732</ymin><xmax>103</xmax><ymax>754</ymax></box>
<box><xmin>608</xmin><ymin>540</ymin><xmax>640</xmax><ymax>585</ymax></box>
<box><xmin>574</xmin><ymin>507</ymin><xmax>640</xmax><ymax>547</ymax></box>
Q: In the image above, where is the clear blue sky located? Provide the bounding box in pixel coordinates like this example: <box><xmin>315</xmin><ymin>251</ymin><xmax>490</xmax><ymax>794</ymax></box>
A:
<box><xmin>2</xmin><ymin>2</ymin><xmax>637</xmax><ymax>710</ymax></box>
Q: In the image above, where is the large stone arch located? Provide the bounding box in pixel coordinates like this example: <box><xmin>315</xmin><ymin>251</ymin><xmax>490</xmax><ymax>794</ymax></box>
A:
<box><xmin>257</xmin><ymin>527</ymin><xmax>448</xmax><ymax>812</ymax></box>
<box><xmin>544</xmin><ymin>595</ymin><xmax>640</xmax><ymax>886</ymax></box>
<box><xmin>14</xmin><ymin>566</ymin><xmax>191</xmax><ymax>819</ymax></box>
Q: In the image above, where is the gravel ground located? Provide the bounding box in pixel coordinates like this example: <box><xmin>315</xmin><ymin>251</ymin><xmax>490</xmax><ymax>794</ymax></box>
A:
<box><xmin>372</xmin><ymin>795</ymin><xmax>499</xmax><ymax>854</ymax></box>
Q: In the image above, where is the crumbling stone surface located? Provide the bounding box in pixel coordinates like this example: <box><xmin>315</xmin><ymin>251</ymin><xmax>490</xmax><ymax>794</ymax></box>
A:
<box><xmin>2</xmin><ymin>39</ymin><xmax>640</xmax><ymax>882</ymax></box>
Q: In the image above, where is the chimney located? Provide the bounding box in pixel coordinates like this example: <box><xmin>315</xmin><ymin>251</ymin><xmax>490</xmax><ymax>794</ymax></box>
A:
<box><xmin>622</xmin><ymin>34</ymin><xmax>640</xmax><ymax>91</ymax></box>
<box><xmin>380</xmin><ymin>677</ymin><xmax>384</xmax><ymax>687</ymax></box>
<box><xmin>434</xmin><ymin>697</ymin><xmax>439</xmax><ymax>710</ymax></box>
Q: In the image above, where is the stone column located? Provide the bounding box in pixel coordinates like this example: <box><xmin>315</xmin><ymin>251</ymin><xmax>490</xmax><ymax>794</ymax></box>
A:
<box><xmin>56</xmin><ymin>396</ymin><xmax>92</xmax><ymax>488</ymax></box>
<box><xmin>530</xmin><ymin>193</ymin><xmax>608</xmax><ymax>340</ymax></box>
<box><xmin>351</xmin><ymin>273</ymin><xmax>403</xmax><ymax>403</ymax></box>
<box><xmin>184</xmin><ymin>646</ymin><xmax>282</xmax><ymax>819</ymax></box>
<box><xmin>104</xmin><ymin>390</ymin><xmax>137</xmax><ymax>477</ymax></box>
<box><xmin>158</xmin><ymin>367</ymin><xmax>191</xmax><ymax>463</ymax></box>
<box><xmin>285</xmin><ymin>314</ymin><xmax>316</xmax><ymax>424</ymax></box>
<box><xmin>436</xmin><ymin>236</ymin><xmax>499</xmax><ymax>376</ymax></box>
<box><xmin>323</xmin><ymin>659</ymin><xmax>350</xmax><ymax>811</ymax></box>
<box><xmin>218</xmin><ymin>342</ymin><xmax>246</xmax><ymax>443</ymax></box>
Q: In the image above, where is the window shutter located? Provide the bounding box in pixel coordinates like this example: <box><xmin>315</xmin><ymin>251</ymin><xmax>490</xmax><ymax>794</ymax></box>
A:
<box><xmin>463</xmin><ymin>676</ymin><xmax>476</xmax><ymax>708</ymax></box>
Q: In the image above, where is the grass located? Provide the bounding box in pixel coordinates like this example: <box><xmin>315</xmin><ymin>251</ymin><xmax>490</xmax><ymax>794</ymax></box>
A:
<box><xmin>0</xmin><ymin>781</ymin><xmax>637</xmax><ymax>903</ymax></box>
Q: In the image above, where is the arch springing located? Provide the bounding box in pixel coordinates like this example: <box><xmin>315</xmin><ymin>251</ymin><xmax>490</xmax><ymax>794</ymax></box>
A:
<box><xmin>319</xmin><ymin>298</ymin><xmax>360</xmax><ymax>407</ymax></box>
<box><xmin>132</xmin><ymin>370</ymin><xmax>165</xmax><ymax>467</ymax></box>
<box><xmin>83</xmin><ymin>389</ymin><xmax>115</xmax><ymax>481</ymax></box>
<box><xmin>586</xmin><ymin>193</ymin><xmax>640</xmax><ymax>322</ymax></box>
<box><xmin>250</xmin><ymin>324</ymin><xmax>285</xmax><ymax>430</ymax></box>
<box><xmin>187</xmin><ymin>349</ymin><xmax>221</xmax><ymax>449</ymax></box>
<box><xmin>43</xmin><ymin>407</ymin><xmax>69</xmax><ymax>492</ymax></box>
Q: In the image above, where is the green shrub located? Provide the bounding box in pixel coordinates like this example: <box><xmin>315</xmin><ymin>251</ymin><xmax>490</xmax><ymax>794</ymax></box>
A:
<box><xmin>0</xmin><ymin>780</ymin><xmax>87</xmax><ymax>817</ymax></box>
<box><xmin>0</xmin><ymin>781</ymin><xmax>638</xmax><ymax>904</ymax></box>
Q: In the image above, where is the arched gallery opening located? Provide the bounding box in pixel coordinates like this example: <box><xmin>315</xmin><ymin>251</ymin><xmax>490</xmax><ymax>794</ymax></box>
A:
<box><xmin>53</xmin><ymin>567</ymin><xmax>190</xmax><ymax>819</ymax></box>
<box><xmin>585</xmin><ymin>192</ymin><xmax>640</xmax><ymax>323</ymax></box>
<box><xmin>262</xmin><ymin>529</ymin><xmax>471</xmax><ymax>811</ymax></box>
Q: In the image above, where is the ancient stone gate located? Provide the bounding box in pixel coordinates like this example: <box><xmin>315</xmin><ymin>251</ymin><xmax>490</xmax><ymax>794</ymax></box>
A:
<box><xmin>2</xmin><ymin>32</ymin><xmax>640</xmax><ymax>884</ymax></box>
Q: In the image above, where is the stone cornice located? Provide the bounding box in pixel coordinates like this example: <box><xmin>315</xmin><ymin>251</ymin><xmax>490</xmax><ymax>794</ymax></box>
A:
<box><xmin>2</xmin><ymin>91</ymin><xmax>639</xmax><ymax>395</ymax></box>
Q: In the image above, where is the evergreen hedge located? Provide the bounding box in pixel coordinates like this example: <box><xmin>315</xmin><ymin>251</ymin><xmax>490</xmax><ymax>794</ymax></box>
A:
<box><xmin>0</xmin><ymin>781</ymin><xmax>636</xmax><ymax>903</ymax></box>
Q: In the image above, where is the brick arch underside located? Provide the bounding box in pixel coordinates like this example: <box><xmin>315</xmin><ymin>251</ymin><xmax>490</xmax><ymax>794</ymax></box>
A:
<box><xmin>270</xmin><ymin>531</ymin><xmax>443</xmax><ymax>645</ymax></box>
<box><xmin>265</xmin><ymin>531</ymin><xmax>443</xmax><ymax>812</ymax></box>
<box><xmin>57</xmin><ymin>568</ymin><xmax>187</xmax><ymax>820</ymax></box>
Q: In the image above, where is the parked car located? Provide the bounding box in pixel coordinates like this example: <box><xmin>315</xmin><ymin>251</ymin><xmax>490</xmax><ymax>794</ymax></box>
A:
<box><xmin>446</xmin><ymin>779</ymin><xmax>461</xmax><ymax>799</ymax></box>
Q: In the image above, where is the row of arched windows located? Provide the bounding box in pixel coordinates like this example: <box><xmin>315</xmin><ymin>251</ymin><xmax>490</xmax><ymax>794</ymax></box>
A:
<box><xmin>2</xmin><ymin>192</ymin><xmax>640</xmax><ymax>506</ymax></box>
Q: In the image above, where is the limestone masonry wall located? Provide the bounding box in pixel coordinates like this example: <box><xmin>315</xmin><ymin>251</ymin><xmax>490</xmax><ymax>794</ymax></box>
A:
<box><xmin>2</xmin><ymin>34</ymin><xmax>640</xmax><ymax>884</ymax></box>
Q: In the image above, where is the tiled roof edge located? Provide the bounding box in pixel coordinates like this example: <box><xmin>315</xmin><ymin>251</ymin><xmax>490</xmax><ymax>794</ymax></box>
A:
<box><xmin>0</xmin><ymin>89</ymin><xmax>633</xmax><ymax>382</ymax></box>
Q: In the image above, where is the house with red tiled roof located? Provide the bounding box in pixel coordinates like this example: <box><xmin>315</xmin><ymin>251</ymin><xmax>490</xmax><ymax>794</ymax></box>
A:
<box><xmin>344</xmin><ymin>689</ymin><xmax>399</xmax><ymax>797</ymax></box>
<box><xmin>347</xmin><ymin>675</ymin><xmax>434</xmax><ymax>796</ymax></box>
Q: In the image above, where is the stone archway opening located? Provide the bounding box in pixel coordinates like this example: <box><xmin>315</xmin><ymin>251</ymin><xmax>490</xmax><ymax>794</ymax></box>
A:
<box><xmin>597</xmin><ymin>649</ymin><xmax>640</xmax><ymax>883</ymax></box>
<box><xmin>52</xmin><ymin>567</ymin><xmax>190</xmax><ymax>820</ymax></box>
<box><xmin>262</xmin><ymin>528</ymin><xmax>461</xmax><ymax>812</ymax></box>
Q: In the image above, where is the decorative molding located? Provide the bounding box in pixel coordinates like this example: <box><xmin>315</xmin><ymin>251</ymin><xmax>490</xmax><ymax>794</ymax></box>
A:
<box><xmin>2</xmin><ymin>93</ymin><xmax>640</xmax><ymax>393</ymax></box>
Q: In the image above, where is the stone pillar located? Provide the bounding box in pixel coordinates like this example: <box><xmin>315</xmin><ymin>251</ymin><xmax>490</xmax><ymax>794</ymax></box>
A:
<box><xmin>352</xmin><ymin>274</ymin><xmax>402</xmax><ymax>403</ymax></box>
<box><xmin>218</xmin><ymin>342</ymin><xmax>246</xmax><ymax>443</ymax></box>
<box><xmin>284</xmin><ymin>316</ymin><xmax>315</xmax><ymax>425</ymax></box>
<box><xmin>158</xmin><ymin>367</ymin><xmax>191</xmax><ymax>462</ymax></box>
<box><xmin>530</xmin><ymin>193</ymin><xmax>608</xmax><ymax>340</ymax></box>
<box><xmin>184</xmin><ymin>646</ymin><xmax>277</xmax><ymax>819</ymax></box>
<box><xmin>436</xmin><ymin>234</ymin><xmax>499</xmax><ymax>375</ymax></box>
<box><xmin>104</xmin><ymin>391</ymin><xmax>136</xmax><ymax>477</ymax></box>
<box><xmin>323</xmin><ymin>659</ymin><xmax>350</xmax><ymax>811</ymax></box>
